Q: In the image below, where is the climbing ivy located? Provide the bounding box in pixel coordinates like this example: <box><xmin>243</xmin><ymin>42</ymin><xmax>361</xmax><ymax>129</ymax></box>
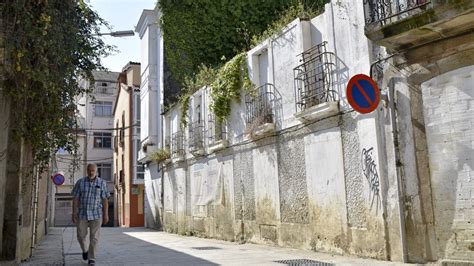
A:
<box><xmin>210</xmin><ymin>53</ymin><xmax>253</xmax><ymax>122</ymax></box>
<box><xmin>250</xmin><ymin>2</ymin><xmax>321</xmax><ymax>46</ymax></box>
<box><xmin>179</xmin><ymin>53</ymin><xmax>252</xmax><ymax>126</ymax></box>
<box><xmin>158</xmin><ymin>0</ymin><xmax>328</xmax><ymax>86</ymax></box>
<box><xmin>179</xmin><ymin>64</ymin><xmax>218</xmax><ymax>127</ymax></box>
<box><xmin>165</xmin><ymin>1</ymin><xmax>329</xmax><ymax>126</ymax></box>
<box><xmin>1</xmin><ymin>1</ymin><xmax>113</xmax><ymax>169</ymax></box>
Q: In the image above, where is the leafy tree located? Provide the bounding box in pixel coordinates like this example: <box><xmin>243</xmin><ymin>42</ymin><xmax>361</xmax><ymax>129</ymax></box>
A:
<box><xmin>1</xmin><ymin>0</ymin><xmax>113</xmax><ymax>168</ymax></box>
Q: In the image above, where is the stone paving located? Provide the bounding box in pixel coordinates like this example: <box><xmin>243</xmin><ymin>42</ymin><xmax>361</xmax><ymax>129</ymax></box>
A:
<box><xmin>22</xmin><ymin>227</ymin><xmax>413</xmax><ymax>265</ymax></box>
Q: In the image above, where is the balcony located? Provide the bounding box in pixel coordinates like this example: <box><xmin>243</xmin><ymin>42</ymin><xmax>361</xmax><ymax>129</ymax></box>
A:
<box><xmin>189</xmin><ymin>121</ymin><xmax>206</xmax><ymax>156</ymax></box>
<box><xmin>245</xmin><ymin>83</ymin><xmax>276</xmax><ymax>138</ymax></box>
<box><xmin>164</xmin><ymin>135</ymin><xmax>172</xmax><ymax>164</ymax></box>
<box><xmin>113</xmin><ymin>136</ymin><xmax>118</xmax><ymax>153</ymax></box>
<box><xmin>94</xmin><ymin>86</ymin><xmax>113</xmax><ymax>95</ymax></box>
<box><xmin>293</xmin><ymin>42</ymin><xmax>339</xmax><ymax>122</ymax></box>
<box><xmin>171</xmin><ymin>131</ymin><xmax>185</xmax><ymax>162</ymax></box>
<box><xmin>208</xmin><ymin>114</ymin><xmax>228</xmax><ymax>153</ymax></box>
<box><xmin>364</xmin><ymin>0</ymin><xmax>474</xmax><ymax>52</ymax></box>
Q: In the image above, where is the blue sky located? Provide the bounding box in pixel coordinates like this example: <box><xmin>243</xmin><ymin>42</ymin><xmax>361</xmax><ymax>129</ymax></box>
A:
<box><xmin>90</xmin><ymin>0</ymin><xmax>155</xmax><ymax>72</ymax></box>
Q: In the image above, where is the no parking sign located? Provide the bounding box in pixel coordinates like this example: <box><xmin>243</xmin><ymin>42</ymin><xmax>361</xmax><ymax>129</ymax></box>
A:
<box><xmin>346</xmin><ymin>74</ymin><xmax>380</xmax><ymax>114</ymax></box>
<box><xmin>51</xmin><ymin>172</ymin><xmax>65</xmax><ymax>186</ymax></box>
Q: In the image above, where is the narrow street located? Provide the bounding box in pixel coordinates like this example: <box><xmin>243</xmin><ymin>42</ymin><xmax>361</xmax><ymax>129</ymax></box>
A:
<box><xmin>1</xmin><ymin>1</ymin><xmax>473</xmax><ymax>265</ymax></box>
<box><xmin>22</xmin><ymin>227</ymin><xmax>407</xmax><ymax>266</ymax></box>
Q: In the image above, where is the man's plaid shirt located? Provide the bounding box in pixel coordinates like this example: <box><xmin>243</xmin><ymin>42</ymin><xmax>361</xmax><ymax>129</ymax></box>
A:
<box><xmin>72</xmin><ymin>176</ymin><xmax>110</xmax><ymax>221</ymax></box>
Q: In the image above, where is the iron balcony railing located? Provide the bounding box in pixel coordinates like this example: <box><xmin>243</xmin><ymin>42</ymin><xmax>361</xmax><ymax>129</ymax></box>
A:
<box><xmin>293</xmin><ymin>41</ymin><xmax>337</xmax><ymax>113</ymax></box>
<box><xmin>208</xmin><ymin>113</ymin><xmax>227</xmax><ymax>144</ymax></box>
<box><xmin>245</xmin><ymin>83</ymin><xmax>276</xmax><ymax>125</ymax></box>
<box><xmin>364</xmin><ymin>0</ymin><xmax>431</xmax><ymax>26</ymax></box>
<box><xmin>171</xmin><ymin>131</ymin><xmax>185</xmax><ymax>157</ymax></box>
<box><xmin>189</xmin><ymin>121</ymin><xmax>205</xmax><ymax>152</ymax></box>
<box><xmin>94</xmin><ymin>86</ymin><xmax>113</xmax><ymax>95</ymax></box>
<box><xmin>164</xmin><ymin>135</ymin><xmax>171</xmax><ymax>151</ymax></box>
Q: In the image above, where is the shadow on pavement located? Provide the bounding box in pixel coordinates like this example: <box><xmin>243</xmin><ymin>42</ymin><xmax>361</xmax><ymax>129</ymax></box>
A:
<box><xmin>63</xmin><ymin>227</ymin><xmax>219</xmax><ymax>265</ymax></box>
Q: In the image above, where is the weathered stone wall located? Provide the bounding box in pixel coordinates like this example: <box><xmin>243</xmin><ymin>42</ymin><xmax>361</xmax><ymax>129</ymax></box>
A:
<box><xmin>160</xmin><ymin>109</ymin><xmax>394</xmax><ymax>259</ymax></box>
<box><xmin>233</xmin><ymin>147</ymin><xmax>255</xmax><ymax>221</ymax></box>
<box><xmin>421</xmin><ymin>65</ymin><xmax>474</xmax><ymax>261</ymax></box>
<box><xmin>157</xmin><ymin>0</ymin><xmax>392</xmax><ymax>260</ymax></box>
<box><xmin>277</xmin><ymin>134</ymin><xmax>308</xmax><ymax>224</ymax></box>
<box><xmin>143</xmin><ymin>163</ymin><xmax>162</xmax><ymax>229</ymax></box>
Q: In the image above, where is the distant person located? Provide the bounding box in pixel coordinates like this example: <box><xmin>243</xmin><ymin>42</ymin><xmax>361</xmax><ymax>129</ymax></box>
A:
<box><xmin>72</xmin><ymin>163</ymin><xmax>110</xmax><ymax>265</ymax></box>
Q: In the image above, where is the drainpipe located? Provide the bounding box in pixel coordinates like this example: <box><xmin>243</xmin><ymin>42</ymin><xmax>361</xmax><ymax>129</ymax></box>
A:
<box><xmin>368</xmin><ymin>37</ymin><xmax>406</xmax><ymax>263</ymax></box>
<box><xmin>160</xmin><ymin>110</ymin><xmax>165</xmax><ymax>230</ymax></box>
<box><xmin>239</xmin><ymin>173</ymin><xmax>245</xmax><ymax>244</ymax></box>
<box><xmin>30</xmin><ymin>164</ymin><xmax>40</xmax><ymax>254</ymax></box>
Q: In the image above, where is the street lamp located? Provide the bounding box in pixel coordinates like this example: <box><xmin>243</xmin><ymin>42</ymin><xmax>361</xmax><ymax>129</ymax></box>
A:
<box><xmin>98</xmin><ymin>30</ymin><xmax>134</xmax><ymax>37</ymax></box>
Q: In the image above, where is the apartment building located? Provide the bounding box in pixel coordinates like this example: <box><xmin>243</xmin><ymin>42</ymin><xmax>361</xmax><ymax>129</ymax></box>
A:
<box><xmin>53</xmin><ymin>70</ymin><xmax>119</xmax><ymax>227</ymax></box>
<box><xmin>113</xmin><ymin>62</ymin><xmax>145</xmax><ymax>227</ymax></box>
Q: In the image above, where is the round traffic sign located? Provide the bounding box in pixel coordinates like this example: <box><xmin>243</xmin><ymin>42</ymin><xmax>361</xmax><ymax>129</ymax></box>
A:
<box><xmin>346</xmin><ymin>74</ymin><xmax>380</xmax><ymax>114</ymax></box>
<box><xmin>52</xmin><ymin>173</ymin><xmax>65</xmax><ymax>186</ymax></box>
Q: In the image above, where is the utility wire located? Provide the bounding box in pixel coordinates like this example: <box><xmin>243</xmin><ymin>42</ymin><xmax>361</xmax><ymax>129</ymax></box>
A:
<box><xmin>55</xmin><ymin>156</ymin><xmax>114</xmax><ymax>162</ymax></box>
<box><xmin>67</xmin><ymin>123</ymin><xmax>139</xmax><ymax>131</ymax></box>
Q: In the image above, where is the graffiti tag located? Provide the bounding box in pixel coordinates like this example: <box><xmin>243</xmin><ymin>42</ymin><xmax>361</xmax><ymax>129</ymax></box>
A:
<box><xmin>362</xmin><ymin>147</ymin><xmax>380</xmax><ymax>210</ymax></box>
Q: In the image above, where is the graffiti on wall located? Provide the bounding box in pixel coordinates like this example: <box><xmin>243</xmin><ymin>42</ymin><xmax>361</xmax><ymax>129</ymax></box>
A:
<box><xmin>362</xmin><ymin>147</ymin><xmax>381</xmax><ymax>211</ymax></box>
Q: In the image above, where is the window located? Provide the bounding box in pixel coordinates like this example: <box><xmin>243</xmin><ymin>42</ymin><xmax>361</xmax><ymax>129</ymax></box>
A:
<box><xmin>97</xmin><ymin>163</ymin><xmax>112</xmax><ymax>181</ymax></box>
<box><xmin>134</xmin><ymin>94</ymin><xmax>141</xmax><ymax>136</ymax></box>
<box><xmin>114</xmin><ymin>121</ymin><xmax>119</xmax><ymax>152</ymax></box>
<box><xmin>119</xmin><ymin>112</ymin><xmax>125</xmax><ymax>147</ymax></box>
<box><xmin>136</xmin><ymin>163</ymin><xmax>145</xmax><ymax>179</ymax></box>
<box><xmin>134</xmin><ymin>139</ymin><xmax>144</xmax><ymax>179</ymax></box>
<box><xmin>93</xmin><ymin>132</ymin><xmax>112</xmax><ymax>148</ymax></box>
<box><xmin>94</xmin><ymin>101</ymin><xmax>113</xmax><ymax>116</ymax></box>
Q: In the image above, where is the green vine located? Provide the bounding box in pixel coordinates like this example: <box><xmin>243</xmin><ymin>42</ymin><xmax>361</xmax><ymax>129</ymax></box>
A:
<box><xmin>170</xmin><ymin>1</ymin><xmax>328</xmax><ymax>127</ymax></box>
<box><xmin>1</xmin><ymin>1</ymin><xmax>113</xmax><ymax>169</ymax></box>
<box><xmin>159</xmin><ymin>0</ymin><xmax>327</xmax><ymax>86</ymax></box>
<box><xmin>179</xmin><ymin>64</ymin><xmax>217</xmax><ymax>127</ymax></box>
<box><xmin>149</xmin><ymin>148</ymin><xmax>171</xmax><ymax>163</ymax></box>
<box><xmin>210</xmin><ymin>53</ymin><xmax>253</xmax><ymax>122</ymax></box>
<box><xmin>250</xmin><ymin>2</ymin><xmax>323</xmax><ymax>47</ymax></box>
<box><xmin>178</xmin><ymin>53</ymin><xmax>253</xmax><ymax>127</ymax></box>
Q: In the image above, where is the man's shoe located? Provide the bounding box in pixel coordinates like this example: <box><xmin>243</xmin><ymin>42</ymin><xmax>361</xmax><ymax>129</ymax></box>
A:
<box><xmin>88</xmin><ymin>260</ymin><xmax>95</xmax><ymax>265</ymax></box>
<box><xmin>82</xmin><ymin>251</ymin><xmax>88</xmax><ymax>260</ymax></box>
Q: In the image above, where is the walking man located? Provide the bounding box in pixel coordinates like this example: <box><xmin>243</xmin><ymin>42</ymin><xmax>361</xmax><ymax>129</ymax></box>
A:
<box><xmin>72</xmin><ymin>163</ymin><xmax>110</xmax><ymax>265</ymax></box>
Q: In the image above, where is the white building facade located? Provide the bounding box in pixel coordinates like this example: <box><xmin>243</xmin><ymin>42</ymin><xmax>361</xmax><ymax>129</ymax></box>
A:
<box><xmin>53</xmin><ymin>71</ymin><xmax>119</xmax><ymax>226</ymax></box>
<box><xmin>139</xmin><ymin>0</ymin><xmax>474</xmax><ymax>264</ymax></box>
<box><xmin>136</xmin><ymin>9</ymin><xmax>164</xmax><ymax>229</ymax></box>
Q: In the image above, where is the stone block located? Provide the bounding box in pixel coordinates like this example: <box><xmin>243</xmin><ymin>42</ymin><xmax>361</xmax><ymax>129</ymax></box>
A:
<box><xmin>259</xmin><ymin>224</ymin><xmax>278</xmax><ymax>243</ymax></box>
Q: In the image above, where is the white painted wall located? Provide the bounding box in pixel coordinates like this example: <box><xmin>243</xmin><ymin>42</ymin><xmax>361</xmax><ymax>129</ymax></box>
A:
<box><xmin>153</xmin><ymin>0</ymin><xmax>389</xmax><ymax>257</ymax></box>
<box><xmin>69</xmin><ymin>75</ymin><xmax>118</xmax><ymax>185</ymax></box>
<box><xmin>253</xmin><ymin>145</ymin><xmax>280</xmax><ymax>223</ymax></box>
<box><xmin>421</xmin><ymin>65</ymin><xmax>474</xmax><ymax>260</ymax></box>
<box><xmin>136</xmin><ymin>9</ymin><xmax>164</xmax><ymax>229</ymax></box>
<box><xmin>270</xmin><ymin>20</ymin><xmax>301</xmax><ymax>130</ymax></box>
<box><xmin>143</xmin><ymin>164</ymin><xmax>161</xmax><ymax>228</ymax></box>
<box><xmin>136</xmin><ymin>9</ymin><xmax>162</xmax><ymax>158</ymax></box>
<box><xmin>304</xmin><ymin>127</ymin><xmax>348</xmax><ymax>253</ymax></box>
